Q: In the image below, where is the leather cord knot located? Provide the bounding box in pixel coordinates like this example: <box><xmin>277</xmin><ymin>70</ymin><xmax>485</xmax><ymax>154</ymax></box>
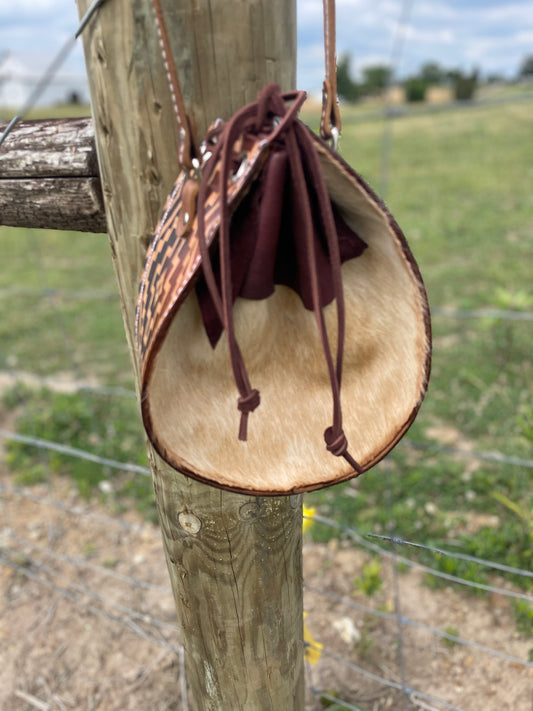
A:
<box><xmin>238</xmin><ymin>389</ymin><xmax>260</xmax><ymax>414</ymax></box>
<box><xmin>324</xmin><ymin>427</ymin><xmax>363</xmax><ymax>475</ymax></box>
<box><xmin>238</xmin><ymin>389</ymin><xmax>261</xmax><ymax>441</ymax></box>
<box><xmin>194</xmin><ymin>83</ymin><xmax>363</xmax><ymax>475</ymax></box>
<box><xmin>324</xmin><ymin>426</ymin><xmax>348</xmax><ymax>457</ymax></box>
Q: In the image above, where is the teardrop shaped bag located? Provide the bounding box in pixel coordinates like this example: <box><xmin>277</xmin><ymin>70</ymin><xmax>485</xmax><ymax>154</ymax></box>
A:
<box><xmin>135</xmin><ymin>0</ymin><xmax>431</xmax><ymax>495</ymax></box>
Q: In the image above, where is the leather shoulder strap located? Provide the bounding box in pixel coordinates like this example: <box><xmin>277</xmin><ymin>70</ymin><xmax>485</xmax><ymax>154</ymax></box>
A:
<box><xmin>151</xmin><ymin>0</ymin><xmax>340</xmax><ymax>165</ymax></box>
<box><xmin>320</xmin><ymin>0</ymin><xmax>342</xmax><ymax>146</ymax></box>
<box><xmin>151</xmin><ymin>0</ymin><xmax>195</xmax><ymax>169</ymax></box>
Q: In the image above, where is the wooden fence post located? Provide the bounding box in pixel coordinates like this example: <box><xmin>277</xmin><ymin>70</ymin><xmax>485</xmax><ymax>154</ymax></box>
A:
<box><xmin>76</xmin><ymin>0</ymin><xmax>304</xmax><ymax>709</ymax></box>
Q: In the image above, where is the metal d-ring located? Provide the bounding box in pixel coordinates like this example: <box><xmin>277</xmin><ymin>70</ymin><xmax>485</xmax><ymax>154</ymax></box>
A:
<box><xmin>330</xmin><ymin>126</ymin><xmax>339</xmax><ymax>153</ymax></box>
<box><xmin>230</xmin><ymin>153</ymin><xmax>248</xmax><ymax>183</ymax></box>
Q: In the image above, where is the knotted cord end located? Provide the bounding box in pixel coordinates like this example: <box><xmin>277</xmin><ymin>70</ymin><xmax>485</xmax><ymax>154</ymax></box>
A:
<box><xmin>238</xmin><ymin>389</ymin><xmax>261</xmax><ymax>441</ymax></box>
<box><xmin>324</xmin><ymin>426</ymin><xmax>363</xmax><ymax>475</ymax></box>
<box><xmin>324</xmin><ymin>426</ymin><xmax>347</xmax><ymax>456</ymax></box>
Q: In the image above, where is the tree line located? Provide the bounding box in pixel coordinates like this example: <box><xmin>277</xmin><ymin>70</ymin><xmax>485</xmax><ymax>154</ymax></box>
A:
<box><xmin>337</xmin><ymin>55</ymin><xmax>533</xmax><ymax>103</ymax></box>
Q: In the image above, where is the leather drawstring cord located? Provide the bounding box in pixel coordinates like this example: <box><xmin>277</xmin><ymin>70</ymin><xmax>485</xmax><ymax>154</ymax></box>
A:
<box><xmin>149</xmin><ymin>0</ymin><xmax>359</xmax><ymax>470</ymax></box>
<box><xmin>195</xmin><ymin>87</ymin><xmax>306</xmax><ymax>441</ymax></box>
<box><xmin>289</xmin><ymin>121</ymin><xmax>360</xmax><ymax>473</ymax></box>
<box><xmin>196</xmin><ymin>83</ymin><xmax>361</xmax><ymax>473</ymax></box>
<box><xmin>290</xmin><ymin>122</ymin><xmax>361</xmax><ymax>474</ymax></box>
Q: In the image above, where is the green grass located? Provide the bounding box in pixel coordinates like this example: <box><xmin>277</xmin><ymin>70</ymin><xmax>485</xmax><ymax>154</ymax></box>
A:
<box><xmin>0</xmin><ymin>227</ymin><xmax>132</xmax><ymax>385</ymax></box>
<box><xmin>1</xmin><ymin>103</ymin><xmax>92</xmax><ymax>121</ymax></box>
<box><xmin>305</xmin><ymin>101</ymin><xmax>533</xmax><ymax>594</ymax></box>
<box><xmin>2</xmin><ymin>384</ymin><xmax>155</xmax><ymax>521</ymax></box>
<box><xmin>1</xmin><ymin>100</ymin><xmax>532</xmax><ymax>600</ymax></box>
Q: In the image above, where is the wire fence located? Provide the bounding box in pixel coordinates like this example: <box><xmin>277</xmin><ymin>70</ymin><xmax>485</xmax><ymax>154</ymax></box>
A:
<box><xmin>1</xmin><ymin>280</ymin><xmax>533</xmax><ymax>709</ymax></box>
<box><xmin>1</xmin><ymin>3</ymin><xmax>532</xmax><ymax>708</ymax></box>
<box><xmin>1</xmin><ymin>196</ymin><xmax>532</xmax><ymax>711</ymax></box>
<box><xmin>1</xmin><ymin>464</ymin><xmax>532</xmax><ymax>711</ymax></box>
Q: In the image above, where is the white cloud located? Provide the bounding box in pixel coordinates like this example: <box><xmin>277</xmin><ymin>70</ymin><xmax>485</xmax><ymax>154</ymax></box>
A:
<box><xmin>1</xmin><ymin>0</ymin><xmax>532</xmax><ymax>108</ymax></box>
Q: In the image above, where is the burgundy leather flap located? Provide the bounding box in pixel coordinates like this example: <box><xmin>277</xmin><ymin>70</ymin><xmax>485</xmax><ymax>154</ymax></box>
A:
<box><xmin>197</xmin><ymin>146</ymin><xmax>367</xmax><ymax>348</ymax></box>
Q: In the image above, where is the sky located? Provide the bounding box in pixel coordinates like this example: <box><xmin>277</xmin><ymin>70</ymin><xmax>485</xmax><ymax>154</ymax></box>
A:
<box><xmin>0</xmin><ymin>0</ymin><xmax>532</xmax><ymax>106</ymax></box>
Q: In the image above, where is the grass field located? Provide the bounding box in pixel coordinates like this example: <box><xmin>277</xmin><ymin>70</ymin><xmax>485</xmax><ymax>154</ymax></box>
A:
<box><xmin>1</xmin><ymin>99</ymin><xmax>532</xmax><ymax>603</ymax></box>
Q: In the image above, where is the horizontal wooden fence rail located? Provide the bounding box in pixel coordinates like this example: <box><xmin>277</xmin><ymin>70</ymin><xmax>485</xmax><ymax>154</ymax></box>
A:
<box><xmin>0</xmin><ymin>117</ymin><xmax>106</xmax><ymax>233</ymax></box>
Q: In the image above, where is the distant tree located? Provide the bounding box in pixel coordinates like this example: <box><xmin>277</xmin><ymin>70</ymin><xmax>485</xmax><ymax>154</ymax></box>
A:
<box><xmin>519</xmin><ymin>55</ymin><xmax>533</xmax><ymax>78</ymax></box>
<box><xmin>448</xmin><ymin>68</ymin><xmax>479</xmax><ymax>101</ymax></box>
<box><xmin>419</xmin><ymin>61</ymin><xmax>444</xmax><ymax>85</ymax></box>
<box><xmin>404</xmin><ymin>77</ymin><xmax>427</xmax><ymax>102</ymax></box>
<box><xmin>336</xmin><ymin>53</ymin><xmax>360</xmax><ymax>102</ymax></box>
<box><xmin>361</xmin><ymin>64</ymin><xmax>391</xmax><ymax>95</ymax></box>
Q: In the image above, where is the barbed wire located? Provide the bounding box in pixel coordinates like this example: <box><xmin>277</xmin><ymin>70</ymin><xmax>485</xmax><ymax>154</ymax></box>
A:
<box><xmin>1</xmin><ymin>5</ymin><xmax>531</xmax><ymax>710</ymax></box>
<box><xmin>312</xmin><ymin>514</ymin><xmax>533</xmax><ymax>603</ymax></box>
<box><xmin>3</xmin><ymin>529</ymin><xmax>528</xmax><ymax>711</ymax></box>
<box><xmin>430</xmin><ymin>306</ymin><xmax>533</xmax><ymax>322</ymax></box>
<box><xmin>2</xmin><ymin>419</ymin><xmax>529</xmax><ymax>702</ymax></box>
<box><xmin>305</xmin><ymin>582</ymin><xmax>532</xmax><ymax>669</ymax></box>
<box><xmin>2</xmin><ymin>442</ymin><xmax>532</xmax><ymax>592</ymax></box>
<box><xmin>6</xmin><ymin>530</ymin><xmax>169</xmax><ymax>594</ymax></box>
<box><xmin>0</xmin><ymin>533</ymin><xmax>475</xmax><ymax>711</ymax></box>
<box><xmin>309</xmin><ymin>688</ymin><xmax>459</xmax><ymax>711</ymax></box>
<box><xmin>340</xmin><ymin>91</ymin><xmax>533</xmax><ymax>128</ymax></box>
<box><xmin>8</xmin><ymin>541</ymin><xmax>466</xmax><ymax>711</ymax></box>
<box><xmin>402</xmin><ymin>439</ymin><xmax>533</xmax><ymax>470</ymax></box>
<box><xmin>1</xmin><ymin>422</ymin><xmax>531</xmax><ymax>497</ymax></box>
<box><xmin>2</xmin><ymin>446</ymin><xmax>531</xmax><ymax>597</ymax></box>
<box><xmin>11</xmin><ymin>521</ymin><xmax>526</xmax><ymax>670</ymax></box>
<box><xmin>4</xmin><ymin>285</ymin><xmax>532</xmax><ymax>323</ymax></box>
<box><xmin>364</xmin><ymin>531</ymin><xmax>533</xmax><ymax>579</ymax></box>
<box><xmin>3</xmin><ymin>478</ymin><xmax>532</xmax><ymax>701</ymax></box>
<box><xmin>378</xmin><ymin>0</ymin><xmax>415</xmax><ymax>200</ymax></box>
<box><xmin>0</xmin><ymin>551</ymin><xmax>181</xmax><ymax>658</ymax></box>
<box><xmin>6</xmin><ymin>511</ymin><xmax>529</xmax><ymax>673</ymax></box>
<box><xmin>0</xmin><ymin>428</ymin><xmax>151</xmax><ymax>476</ymax></box>
<box><xmin>308</xmin><ymin>689</ymin><xmax>366</xmax><ymax>711</ymax></box>
<box><xmin>1</xmin><ymin>358</ymin><xmax>531</xmax><ymax>707</ymax></box>
<box><xmin>0</xmin><ymin>481</ymin><xmax>153</xmax><ymax>534</ymax></box>
<box><xmin>0</xmin><ymin>0</ymin><xmax>108</xmax><ymax>147</ymax></box>
<box><xmin>2</xmin><ymin>549</ymin><xmax>179</xmax><ymax>634</ymax></box>
<box><xmin>315</xmin><ymin>648</ymin><xmax>466</xmax><ymax>711</ymax></box>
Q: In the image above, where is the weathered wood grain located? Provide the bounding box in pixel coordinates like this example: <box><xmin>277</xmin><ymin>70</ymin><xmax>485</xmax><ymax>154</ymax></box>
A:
<box><xmin>0</xmin><ymin>117</ymin><xmax>105</xmax><ymax>232</ymax></box>
<box><xmin>0</xmin><ymin>177</ymin><xmax>105</xmax><ymax>232</ymax></box>
<box><xmin>0</xmin><ymin>118</ymin><xmax>98</xmax><ymax>178</ymax></box>
<box><xmin>76</xmin><ymin>0</ymin><xmax>303</xmax><ymax>709</ymax></box>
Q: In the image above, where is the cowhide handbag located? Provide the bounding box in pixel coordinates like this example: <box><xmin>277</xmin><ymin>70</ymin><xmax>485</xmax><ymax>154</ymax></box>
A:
<box><xmin>135</xmin><ymin>0</ymin><xmax>431</xmax><ymax>494</ymax></box>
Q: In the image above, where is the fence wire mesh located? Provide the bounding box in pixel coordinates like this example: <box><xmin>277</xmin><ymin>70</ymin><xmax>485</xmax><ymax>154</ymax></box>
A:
<box><xmin>1</xmin><ymin>5</ymin><xmax>533</xmax><ymax>705</ymax></box>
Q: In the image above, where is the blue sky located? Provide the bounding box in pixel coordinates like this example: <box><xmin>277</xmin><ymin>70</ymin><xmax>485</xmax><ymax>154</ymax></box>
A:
<box><xmin>0</xmin><ymin>0</ymin><xmax>532</xmax><ymax>106</ymax></box>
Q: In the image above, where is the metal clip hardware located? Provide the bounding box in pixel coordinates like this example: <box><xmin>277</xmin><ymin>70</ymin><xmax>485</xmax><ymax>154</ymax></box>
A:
<box><xmin>330</xmin><ymin>126</ymin><xmax>339</xmax><ymax>153</ymax></box>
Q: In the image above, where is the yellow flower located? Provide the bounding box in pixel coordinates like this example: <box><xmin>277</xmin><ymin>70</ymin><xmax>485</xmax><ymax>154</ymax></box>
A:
<box><xmin>303</xmin><ymin>612</ymin><xmax>323</xmax><ymax>665</ymax></box>
<box><xmin>302</xmin><ymin>505</ymin><xmax>316</xmax><ymax>534</ymax></box>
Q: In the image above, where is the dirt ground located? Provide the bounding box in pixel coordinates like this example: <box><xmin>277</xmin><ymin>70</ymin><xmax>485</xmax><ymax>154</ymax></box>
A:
<box><xmin>1</xmin><ymin>466</ymin><xmax>532</xmax><ymax>710</ymax></box>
